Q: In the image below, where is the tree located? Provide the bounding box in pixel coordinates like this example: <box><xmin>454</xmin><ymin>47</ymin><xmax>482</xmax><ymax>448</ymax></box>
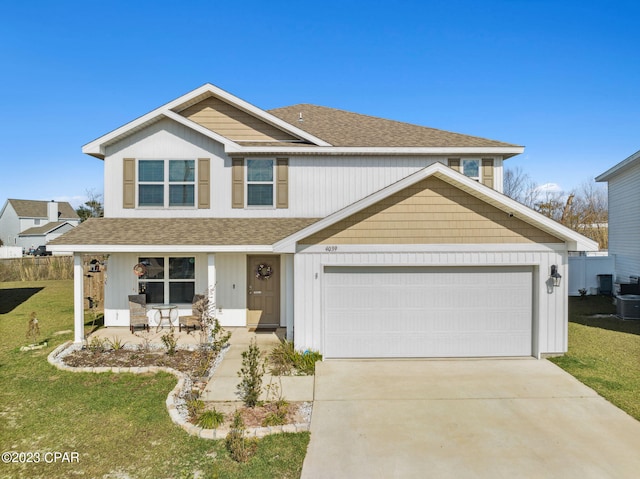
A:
<box><xmin>503</xmin><ymin>168</ymin><xmax>608</xmax><ymax>249</ymax></box>
<box><xmin>76</xmin><ymin>189</ymin><xmax>104</xmax><ymax>222</ymax></box>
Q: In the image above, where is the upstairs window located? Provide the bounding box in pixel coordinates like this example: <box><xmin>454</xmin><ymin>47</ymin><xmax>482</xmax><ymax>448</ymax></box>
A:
<box><xmin>462</xmin><ymin>159</ymin><xmax>480</xmax><ymax>181</ymax></box>
<box><xmin>246</xmin><ymin>159</ymin><xmax>274</xmax><ymax>207</ymax></box>
<box><xmin>137</xmin><ymin>256</ymin><xmax>195</xmax><ymax>304</ymax></box>
<box><xmin>138</xmin><ymin>159</ymin><xmax>195</xmax><ymax>207</ymax></box>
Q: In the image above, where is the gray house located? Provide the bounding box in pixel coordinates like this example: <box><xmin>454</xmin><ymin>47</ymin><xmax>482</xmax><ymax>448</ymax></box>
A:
<box><xmin>0</xmin><ymin>199</ymin><xmax>80</xmax><ymax>252</ymax></box>
<box><xmin>596</xmin><ymin>149</ymin><xmax>640</xmax><ymax>283</ymax></box>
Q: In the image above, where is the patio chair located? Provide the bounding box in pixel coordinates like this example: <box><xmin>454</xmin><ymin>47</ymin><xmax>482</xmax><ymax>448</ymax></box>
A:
<box><xmin>128</xmin><ymin>294</ymin><xmax>149</xmax><ymax>334</ymax></box>
<box><xmin>179</xmin><ymin>294</ymin><xmax>205</xmax><ymax>333</ymax></box>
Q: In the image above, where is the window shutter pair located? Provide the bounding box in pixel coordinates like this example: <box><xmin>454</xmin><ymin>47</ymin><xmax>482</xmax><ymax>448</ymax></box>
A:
<box><xmin>231</xmin><ymin>158</ymin><xmax>289</xmax><ymax>209</ymax></box>
<box><xmin>123</xmin><ymin>158</ymin><xmax>211</xmax><ymax>209</ymax></box>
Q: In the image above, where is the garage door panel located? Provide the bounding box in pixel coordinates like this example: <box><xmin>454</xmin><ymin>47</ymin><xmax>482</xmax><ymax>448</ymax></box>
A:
<box><xmin>324</xmin><ymin>266</ymin><xmax>532</xmax><ymax>358</ymax></box>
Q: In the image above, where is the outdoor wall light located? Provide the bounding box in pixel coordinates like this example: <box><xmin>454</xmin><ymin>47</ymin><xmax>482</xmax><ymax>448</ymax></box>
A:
<box><xmin>550</xmin><ymin>264</ymin><xmax>562</xmax><ymax>287</ymax></box>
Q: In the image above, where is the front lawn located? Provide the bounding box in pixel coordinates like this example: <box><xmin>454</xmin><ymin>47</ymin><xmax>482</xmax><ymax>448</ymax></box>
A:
<box><xmin>0</xmin><ymin>280</ymin><xmax>309</xmax><ymax>479</ymax></box>
<box><xmin>550</xmin><ymin>295</ymin><xmax>640</xmax><ymax>421</ymax></box>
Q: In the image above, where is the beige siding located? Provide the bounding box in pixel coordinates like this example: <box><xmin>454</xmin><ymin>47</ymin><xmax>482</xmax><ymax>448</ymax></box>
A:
<box><xmin>197</xmin><ymin>158</ymin><xmax>210</xmax><ymax>209</ymax></box>
<box><xmin>300</xmin><ymin>176</ymin><xmax>563</xmax><ymax>245</ymax></box>
<box><xmin>180</xmin><ymin>96</ymin><xmax>298</xmax><ymax>142</ymax></box>
<box><xmin>482</xmin><ymin>158</ymin><xmax>494</xmax><ymax>188</ymax></box>
<box><xmin>448</xmin><ymin>158</ymin><xmax>460</xmax><ymax>172</ymax></box>
<box><xmin>123</xmin><ymin>158</ymin><xmax>135</xmax><ymax>209</ymax></box>
<box><xmin>232</xmin><ymin>159</ymin><xmax>244</xmax><ymax>209</ymax></box>
<box><xmin>276</xmin><ymin>158</ymin><xmax>289</xmax><ymax>209</ymax></box>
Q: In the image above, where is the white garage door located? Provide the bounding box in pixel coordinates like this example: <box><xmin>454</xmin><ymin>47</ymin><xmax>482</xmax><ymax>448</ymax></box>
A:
<box><xmin>324</xmin><ymin>266</ymin><xmax>533</xmax><ymax>358</ymax></box>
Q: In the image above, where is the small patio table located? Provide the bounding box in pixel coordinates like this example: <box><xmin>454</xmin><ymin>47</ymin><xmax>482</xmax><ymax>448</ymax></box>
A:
<box><xmin>151</xmin><ymin>304</ymin><xmax>178</xmax><ymax>331</ymax></box>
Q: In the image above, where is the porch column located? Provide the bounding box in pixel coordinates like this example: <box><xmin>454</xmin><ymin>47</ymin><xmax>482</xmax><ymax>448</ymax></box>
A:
<box><xmin>207</xmin><ymin>253</ymin><xmax>217</xmax><ymax>312</ymax></box>
<box><xmin>284</xmin><ymin>254</ymin><xmax>294</xmax><ymax>341</ymax></box>
<box><xmin>73</xmin><ymin>253</ymin><xmax>84</xmax><ymax>343</ymax></box>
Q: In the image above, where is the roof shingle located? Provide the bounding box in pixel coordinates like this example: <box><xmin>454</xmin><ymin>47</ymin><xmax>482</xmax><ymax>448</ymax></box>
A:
<box><xmin>268</xmin><ymin>104</ymin><xmax>519</xmax><ymax>148</ymax></box>
<box><xmin>49</xmin><ymin>218</ymin><xmax>320</xmax><ymax>246</ymax></box>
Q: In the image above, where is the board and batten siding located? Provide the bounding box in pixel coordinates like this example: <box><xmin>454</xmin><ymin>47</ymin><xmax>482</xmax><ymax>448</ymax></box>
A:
<box><xmin>103</xmin><ymin>118</ymin><xmax>506</xmax><ymax>218</ymax></box>
<box><xmin>607</xmin><ymin>161</ymin><xmax>640</xmax><ymax>281</ymax></box>
<box><xmin>179</xmin><ymin>96</ymin><xmax>299</xmax><ymax>142</ymax></box>
<box><xmin>293</xmin><ymin>246</ymin><xmax>568</xmax><ymax>358</ymax></box>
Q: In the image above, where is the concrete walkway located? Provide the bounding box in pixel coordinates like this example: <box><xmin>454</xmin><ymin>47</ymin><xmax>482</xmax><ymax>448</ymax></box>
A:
<box><xmin>201</xmin><ymin>327</ymin><xmax>314</xmax><ymax>402</ymax></box>
<box><xmin>301</xmin><ymin>359</ymin><xmax>640</xmax><ymax>479</ymax></box>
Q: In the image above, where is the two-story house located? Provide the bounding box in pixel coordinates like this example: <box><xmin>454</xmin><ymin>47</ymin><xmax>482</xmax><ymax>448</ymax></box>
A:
<box><xmin>0</xmin><ymin>199</ymin><xmax>80</xmax><ymax>252</ymax></box>
<box><xmin>50</xmin><ymin>83</ymin><xmax>597</xmax><ymax>358</ymax></box>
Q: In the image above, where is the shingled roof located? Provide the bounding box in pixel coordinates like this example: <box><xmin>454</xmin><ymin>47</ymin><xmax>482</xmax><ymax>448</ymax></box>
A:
<box><xmin>268</xmin><ymin>104</ymin><xmax>519</xmax><ymax>148</ymax></box>
<box><xmin>8</xmin><ymin>199</ymin><xmax>79</xmax><ymax>219</ymax></box>
<box><xmin>49</xmin><ymin>217</ymin><xmax>320</xmax><ymax>247</ymax></box>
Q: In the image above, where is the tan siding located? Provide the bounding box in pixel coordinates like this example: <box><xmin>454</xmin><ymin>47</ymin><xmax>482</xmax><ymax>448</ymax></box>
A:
<box><xmin>276</xmin><ymin>158</ymin><xmax>289</xmax><ymax>209</ymax></box>
<box><xmin>123</xmin><ymin>158</ymin><xmax>135</xmax><ymax>209</ymax></box>
<box><xmin>232</xmin><ymin>159</ymin><xmax>244</xmax><ymax>209</ymax></box>
<box><xmin>300</xmin><ymin>176</ymin><xmax>563</xmax><ymax>245</ymax></box>
<box><xmin>180</xmin><ymin>96</ymin><xmax>298</xmax><ymax>142</ymax></box>
<box><xmin>197</xmin><ymin>158</ymin><xmax>210</xmax><ymax>209</ymax></box>
<box><xmin>482</xmin><ymin>158</ymin><xmax>494</xmax><ymax>189</ymax></box>
<box><xmin>449</xmin><ymin>158</ymin><xmax>460</xmax><ymax>172</ymax></box>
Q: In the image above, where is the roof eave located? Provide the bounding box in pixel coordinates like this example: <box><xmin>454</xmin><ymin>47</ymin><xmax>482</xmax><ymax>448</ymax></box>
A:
<box><xmin>82</xmin><ymin>83</ymin><xmax>333</xmax><ymax>157</ymax></box>
<box><xmin>596</xmin><ymin>149</ymin><xmax>640</xmax><ymax>182</ymax></box>
<box><xmin>226</xmin><ymin>146</ymin><xmax>525</xmax><ymax>156</ymax></box>
<box><xmin>47</xmin><ymin>244</ymin><xmax>276</xmax><ymax>254</ymax></box>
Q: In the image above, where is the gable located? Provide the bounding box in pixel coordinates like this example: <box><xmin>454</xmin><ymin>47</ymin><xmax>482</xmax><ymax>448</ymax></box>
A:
<box><xmin>300</xmin><ymin>176</ymin><xmax>563</xmax><ymax>245</ymax></box>
<box><xmin>180</xmin><ymin>96</ymin><xmax>301</xmax><ymax>142</ymax></box>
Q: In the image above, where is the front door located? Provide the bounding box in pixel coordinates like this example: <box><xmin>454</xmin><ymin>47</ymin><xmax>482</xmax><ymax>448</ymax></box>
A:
<box><xmin>247</xmin><ymin>255</ymin><xmax>280</xmax><ymax>328</ymax></box>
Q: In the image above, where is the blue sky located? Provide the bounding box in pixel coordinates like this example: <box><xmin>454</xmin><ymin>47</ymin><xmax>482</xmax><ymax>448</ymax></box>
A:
<box><xmin>1</xmin><ymin>0</ymin><xmax>638</xmax><ymax>209</ymax></box>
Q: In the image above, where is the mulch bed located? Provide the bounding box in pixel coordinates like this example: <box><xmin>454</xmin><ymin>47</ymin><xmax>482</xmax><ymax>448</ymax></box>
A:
<box><xmin>63</xmin><ymin>348</ymin><xmax>214</xmax><ymax>376</ymax></box>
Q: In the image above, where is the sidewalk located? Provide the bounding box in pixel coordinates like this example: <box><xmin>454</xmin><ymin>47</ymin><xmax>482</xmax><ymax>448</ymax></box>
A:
<box><xmin>201</xmin><ymin>327</ymin><xmax>315</xmax><ymax>402</ymax></box>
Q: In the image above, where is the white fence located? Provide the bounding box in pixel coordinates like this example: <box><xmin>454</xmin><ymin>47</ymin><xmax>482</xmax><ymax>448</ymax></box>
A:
<box><xmin>0</xmin><ymin>246</ymin><xmax>22</xmax><ymax>259</ymax></box>
<box><xmin>568</xmin><ymin>255</ymin><xmax>615</xmax><ymax>296</ymax></box>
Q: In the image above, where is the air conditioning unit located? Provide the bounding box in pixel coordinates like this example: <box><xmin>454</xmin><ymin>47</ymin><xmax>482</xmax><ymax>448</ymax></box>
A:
<box><xmin>617</xmin><ymin>295</ymin><xmax>640</xmax><ymax>320</ymax></box>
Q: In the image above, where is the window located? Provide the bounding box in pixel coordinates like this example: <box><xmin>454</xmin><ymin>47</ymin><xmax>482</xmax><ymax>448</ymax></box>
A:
<box><xmin>246</xmin><ymin>159</ymin><xmax>274</xmax><ymax>207</ymax></box>
<box><xmin>137</xmin><ymin>256</ymin><xmax>195</xmax><ymax>304</ymax></box>
<box><xmin>138</xmin><ymin>159</ymin><xmax>195</xmax><ymax>207</ymax></box>
<box><xmin>462</xmin><ymin>159</ymin><xmax>480</xmax><ymax>181</ymax></box>
<box><xmin>34</xmin><ymin>219</ymin><xmax>41</xmax><ymax>225</ymax></box>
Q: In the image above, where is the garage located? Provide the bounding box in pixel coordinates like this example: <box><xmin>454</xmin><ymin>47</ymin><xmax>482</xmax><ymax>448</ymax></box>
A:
<box><xmin>323</xmin><ymin>266</ymin><xmax>533</xmax><ymax>358</ymax></box>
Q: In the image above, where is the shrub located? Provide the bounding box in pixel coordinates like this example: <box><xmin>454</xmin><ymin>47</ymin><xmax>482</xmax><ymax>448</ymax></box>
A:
<box><xmin>87</xmin><ymin>336</ymin><xmax>107</xmax><ymax>352</ymax></box>
<box><xmin>225</xmin><ymin>411</ymin><xmax>258</xmax><ymax>462</ymax></box>
<box><xmin>105</xmin><ymin>336</ymin><xmax>127</xmax><ymax>350</ymax></box>
<box><xmin>186</xmin><ymin>399</ymin><xmax>205</xmax><ymax>418</ymax></box>
<box><xmin>261</xmin><ymin>400</ymin><xmax>289</xmax><ymax>427</ymax></box>
<box><xmin>268</xmin><ymin>340</ymin><xmax>322</xmax><ymax>376</ymax></box>
<box><xmin>236</xmin><ymin>338</ymin><xmax>265</xmax><ymax>408</ymax></box>
<box><xmin>161</xmin><ymin>329</ymin><xmax>177</xmax><ymax>356</ymax></box>
<box><xmin>197</xmin><ymin>408</ymin><xmax>225</xmax><ymax>429</ymax></box>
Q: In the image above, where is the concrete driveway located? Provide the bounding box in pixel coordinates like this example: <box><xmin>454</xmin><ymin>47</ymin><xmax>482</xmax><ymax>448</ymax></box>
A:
<box><xmin>301</xmin><ymin>359</ymin><xmax>640</xmax><ymax>479</ymax></box>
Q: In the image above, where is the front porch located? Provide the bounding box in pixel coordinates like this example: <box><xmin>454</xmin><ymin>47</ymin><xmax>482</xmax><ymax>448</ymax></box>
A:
<box><xmin>71</xmin><ymin>252</ymin><xmax>295</xmax><ymax>344</ymax></box>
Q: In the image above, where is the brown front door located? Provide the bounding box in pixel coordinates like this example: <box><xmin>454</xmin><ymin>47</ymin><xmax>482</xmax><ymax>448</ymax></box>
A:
<box><xmin>247</xmin><ymin>255</ymin><xmax>280</xmax><ymax>328</ymax></box>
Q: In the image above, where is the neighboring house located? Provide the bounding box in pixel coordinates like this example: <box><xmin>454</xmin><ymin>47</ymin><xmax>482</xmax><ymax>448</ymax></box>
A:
<box><xmin>0</xmin><ymin>199</ymin><xmax>80</xmax><ymax>252</ymax></box>
<box><xmin>49</xmin><ymin>83</ymin><xmax>597</xmax><ymax>358</ymax></box>
<box><xmin>596</xmin><ymin>149</ymin><xmax>640</xmax><ymax>283</ymax></box>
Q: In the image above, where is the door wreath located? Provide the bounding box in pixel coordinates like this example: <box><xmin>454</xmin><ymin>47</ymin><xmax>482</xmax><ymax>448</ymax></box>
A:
<box><xmin>133</xmin><ymin>263</ymin><xmax>147</xmax><ymax>277</ymax></box>
<box><xmin>255</xmin><ymin>263</ymin><xmax>273</xmax><ymax>280</ymax></box>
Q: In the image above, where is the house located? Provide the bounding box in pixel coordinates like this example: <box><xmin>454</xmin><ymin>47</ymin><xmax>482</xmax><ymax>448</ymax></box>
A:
<box><xmin>49</xmin><ymin>83</ymin><xmax>597</xmax><ymax>358</ymax></box>
<box><xmin>0</xmin><ymin>199</ymin><xmax>80</xmax><ymax>252</ymax></box>
<box><xmin>596</xmin><ymin>149</ymin><xmax>640</xmax><ymax>285</ymax></box>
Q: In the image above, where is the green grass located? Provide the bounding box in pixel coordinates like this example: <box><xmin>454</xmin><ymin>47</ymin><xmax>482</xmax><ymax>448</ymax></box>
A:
<box><xmin>550</xmin><ymin>295</ymin><xmax>640</xmax><ymax>420</ymax></box>
<box><xmin>0</xmin><ymin>280</ymin><xmax>309</xmax><ymax>479</ymax></box>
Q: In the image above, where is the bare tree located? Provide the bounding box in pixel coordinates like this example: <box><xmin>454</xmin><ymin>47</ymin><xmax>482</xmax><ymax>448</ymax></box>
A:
<box><xmin>503</xmin><ymin>166</ymin><xmax>539</xmax><ymax>209</ymax></box>
<box><xmin>76</xmin><ymin>189</ymin><xmax>104</xmax><ymax>222</ymax></box>
<box><xmin>504</xmin><ymin>167</ymin><xmax>608</xmax><ymax>249</ymax></box>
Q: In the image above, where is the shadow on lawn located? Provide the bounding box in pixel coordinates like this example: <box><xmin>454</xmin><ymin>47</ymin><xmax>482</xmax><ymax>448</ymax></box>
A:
<box><xmin>570</xmin><ymin>296</ymin><xmax>640</xmax><ymax>337</ymax></box>
<box><xmin>0</xmin><ymin>287</ymin><xmax>44</xmax><ymax>314</ymax></box>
